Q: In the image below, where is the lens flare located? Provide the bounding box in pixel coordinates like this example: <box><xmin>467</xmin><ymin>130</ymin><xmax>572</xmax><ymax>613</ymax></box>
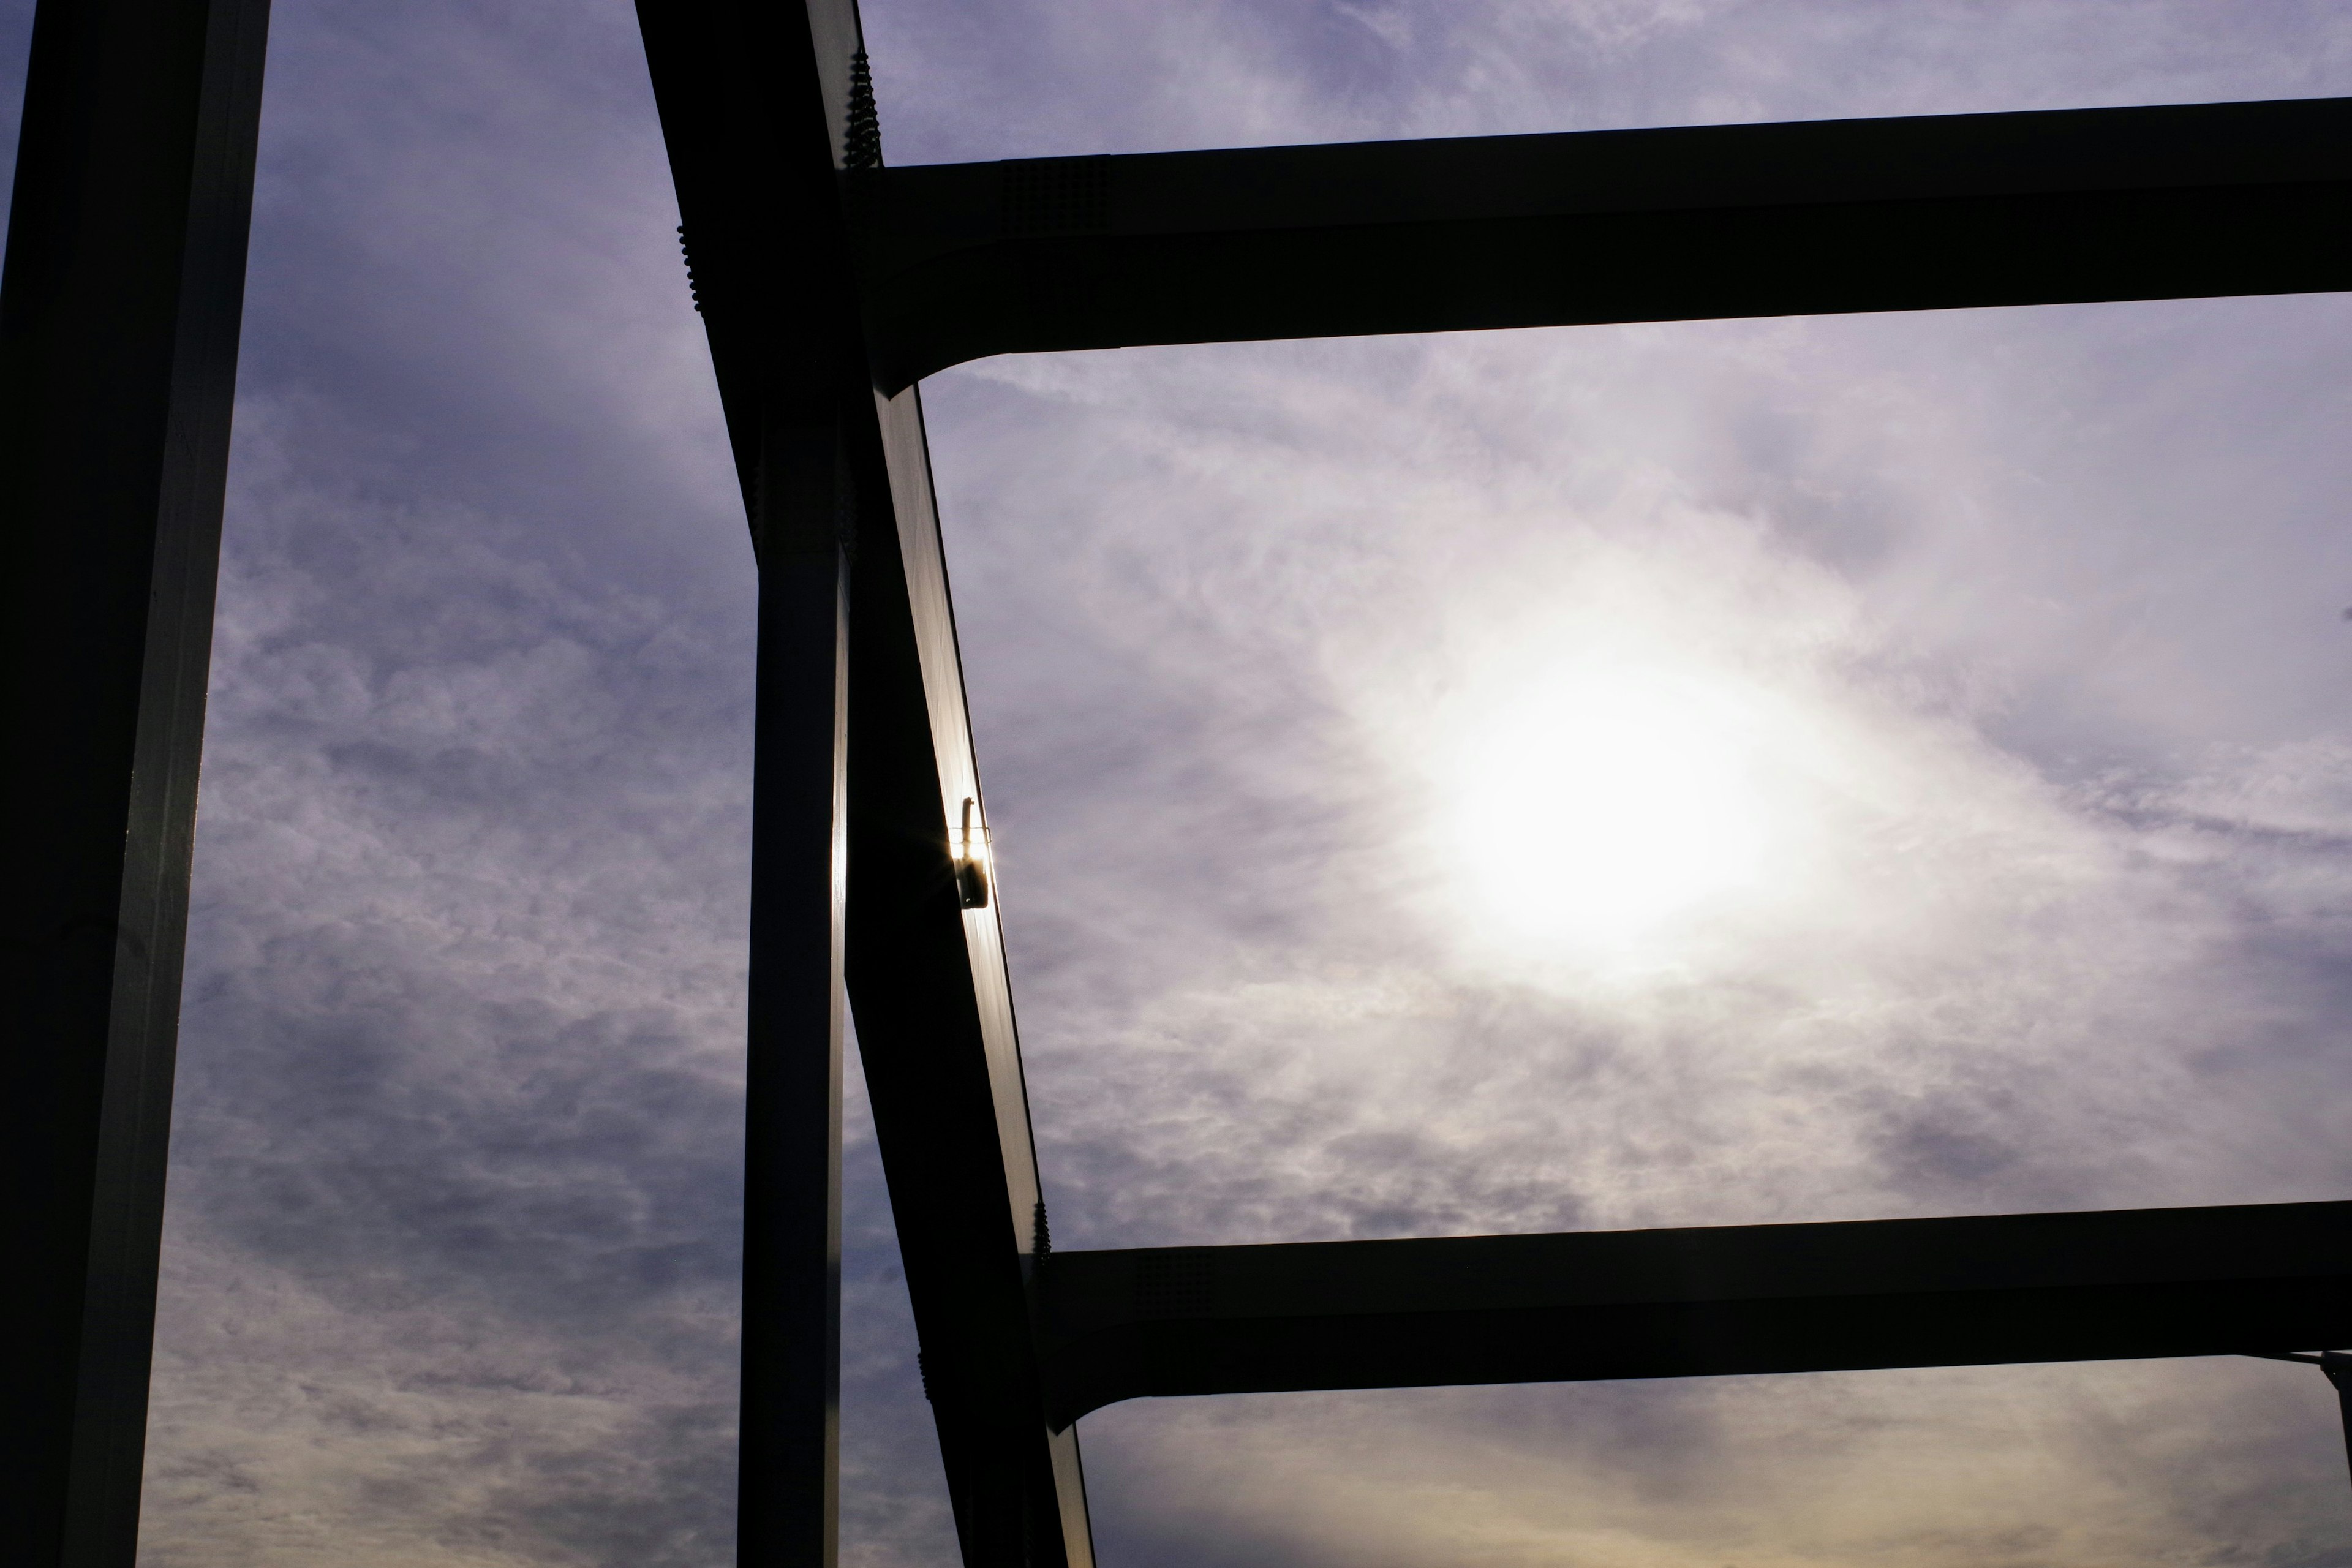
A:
<box><xmin>1444</xmin><ymin>669</ymin><xmax>1768</xmax><ymax>952</ymax></box>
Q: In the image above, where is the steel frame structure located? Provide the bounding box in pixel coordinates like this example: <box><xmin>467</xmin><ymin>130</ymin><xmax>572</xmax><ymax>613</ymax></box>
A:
<box><xmin>7</xmin><ymin>0</ymin><xmax>2352</xmax><ymax>1564</ymax></box>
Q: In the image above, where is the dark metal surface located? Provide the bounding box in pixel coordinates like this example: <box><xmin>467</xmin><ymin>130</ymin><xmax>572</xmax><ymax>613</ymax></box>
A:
<box><xmin>741</xmin><ymin>535</ymin><xmax>851</xmax><ymax>1567</ymax></box>
<box><xmin>1037</xmin><ymin>1202</ymin><xmax>2352</xmax><ymax>1427</ymax></box>
<box><xmin>0</xmin><ymin>0</ymin><xmax>272</xmax><ymax>1561</ymax></box>
<box><xmin>846</xmin><ymin>385</ymin><xmax>1092</xmax><ymax>1568</ymax></box>
<box><xmin>633</xmin><ymin>4</ymin><xmax>1092</xmax><ymax>1563</ymax></box>
<box><xmin>631</xmin><ymin>6</ymin><xmax>859</xmax><ymax>1564</ymax></box>
<box><xmin>2326</xmin><ymin>1353</ymin><xmax>2352</xmax><ymax>1490</ymax></box>
<box><xmin>860</xmin><ymin>95</ymin><xmax>2352</xmax><ymax>390</ymax></box>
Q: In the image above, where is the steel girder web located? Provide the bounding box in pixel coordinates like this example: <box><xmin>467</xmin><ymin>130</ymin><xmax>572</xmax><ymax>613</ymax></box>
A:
<box><xmin>632</xmin><ymin>4</ymin><xmax>1093</xmax><ymax>1566</ymax></box>
<box><xmin>1037</xmin><ymin>1202</ymin><xmax>2352</xmax><ymax>1425</ymax></box>
<box><xmin>0</xmin><ymin>0</ymin><xmax>273</xmax><ymax>1563</ymax></box>
<box><xmin>858</xmin><ymin>94</ymin><xmax>2352</xmax><ymax>391</ymax></box>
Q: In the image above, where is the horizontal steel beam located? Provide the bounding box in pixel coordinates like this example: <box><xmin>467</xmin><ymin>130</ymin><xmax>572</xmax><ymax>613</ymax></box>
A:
<box><xmin>861</xmin><ymin>95</ymin><xmax>2352</xmax><ymax>389</ymax></box>
<box><xmin>1036</xmin><ymin>1202</ymin><xmax>2352</xmax><ymax>1427</ymax></box>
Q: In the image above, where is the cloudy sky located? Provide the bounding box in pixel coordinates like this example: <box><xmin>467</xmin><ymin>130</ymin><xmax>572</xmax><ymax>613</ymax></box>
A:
<box><xmin>12</xmin><ymin>1</ymin><xmax>2352</xmax><ymax>1564</ymax></box>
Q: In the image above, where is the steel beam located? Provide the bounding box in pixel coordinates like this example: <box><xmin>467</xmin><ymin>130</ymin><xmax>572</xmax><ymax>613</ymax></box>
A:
<box><xmin>859</xmin><ymin>94</ymin><xmax>2352</xmax><ymax>390</ymax></box>
<box><xmin>642</xmin><ymin>16</ymin><xmax>2352</xmax><ymax>1556</ymax></box>
<box><xmin>1035</xmin><ymin>1202</ymin><xmax>2352</xmax><ymax>1427</ymax></box>
<box><xmin>633</xmin><ymin>4</ymin><xmax>1094</xmax><ymax>1564</ymax></box>
<box><xmin>634</xmin><ymin>7</ymin><xmax>858</xmax><ymax>1564</ymax></box>
<box><xmin>844</xmin><ymin>384</ymin><xmax>1093</xmax><ymax>1568</ymax></box>
<box><xmin>0</xmin><ymin>0</ymin><xmax>272</xmax><ymax>1562</ymax></box>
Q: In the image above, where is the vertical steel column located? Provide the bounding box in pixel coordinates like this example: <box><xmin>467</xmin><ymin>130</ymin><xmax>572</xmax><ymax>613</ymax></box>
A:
<box><xmin>738</xmin><ymin>422</ymin><xmax>852</xmax><ymax>1568</ymax></box>
<box><xmin>0</xmin><ymin>0</ymin><xmax>272</xmax><ymax>1563</ymax></box>
<box><xmin>633</xmin><ymin>4</ymin><xmax>865</xmax><ymax>1564</ymax></box>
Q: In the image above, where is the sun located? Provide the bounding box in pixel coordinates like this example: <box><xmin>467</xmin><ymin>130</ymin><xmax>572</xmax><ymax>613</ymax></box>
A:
<box><xmin>1442</xmin><ymin>666</ymin><xmax>1770</xmax><ymax>955</ymax></box>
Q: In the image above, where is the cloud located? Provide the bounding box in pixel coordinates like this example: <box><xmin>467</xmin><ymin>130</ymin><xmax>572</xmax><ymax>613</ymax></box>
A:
<box><xmin>1</xmin><ymin>0</ymin><xmax>2332</xmax><ymax>1562</ymax></box>
<box><xmin>1078</xmin><ymin>1360</ymin><xmax>2352</xmax><ymax>1568</ymax></box>
<box><xmin>151</xmin><ymin>379</ymin><xmax>758</xmax><ymax>1562</ymax></box>
<box><xmin>929</xmin><ymin>307</ymin><xmax>2352</xmax><ymax>1563</ymax></box>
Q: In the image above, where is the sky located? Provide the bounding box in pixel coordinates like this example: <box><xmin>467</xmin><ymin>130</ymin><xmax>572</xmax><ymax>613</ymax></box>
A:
<box><xmin>10</xmin><ymin>1</ymin><xmax>2352</xmax><ymax>1564</ymax></box>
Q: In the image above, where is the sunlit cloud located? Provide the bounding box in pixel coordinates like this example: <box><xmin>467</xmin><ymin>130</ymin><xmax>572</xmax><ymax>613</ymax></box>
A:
<box><xmin>940</xmin><ymin>293</ymin><xmax>2352</xmax><ymax>1561</ymax></box>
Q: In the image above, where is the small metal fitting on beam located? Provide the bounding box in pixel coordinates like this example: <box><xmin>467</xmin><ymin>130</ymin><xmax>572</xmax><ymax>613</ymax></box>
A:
<box><xmin>954</xmin><ymin>797</ymin><xmax>991</xmax><ymax>909</ymax></box>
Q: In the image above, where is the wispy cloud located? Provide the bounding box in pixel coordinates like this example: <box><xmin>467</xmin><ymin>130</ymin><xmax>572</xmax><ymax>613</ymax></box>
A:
<box><xmin>7</xmin><ymin>0</ymin><xmax>2335</xmax><ymax>1562</ymax></box>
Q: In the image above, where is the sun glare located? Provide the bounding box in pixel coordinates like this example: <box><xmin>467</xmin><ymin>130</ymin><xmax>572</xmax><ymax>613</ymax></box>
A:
<box><xmin>1444</xmin><ymin>668</ymin><xmax>1770</xmax><ymax>954</ymax></box>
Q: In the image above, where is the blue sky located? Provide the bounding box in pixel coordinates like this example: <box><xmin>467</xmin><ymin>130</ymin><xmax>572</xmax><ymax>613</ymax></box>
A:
<box><xmin>14</xmin><ymin>2</ymin><xmax>2352</xmax><ymax>1564</ymax></box>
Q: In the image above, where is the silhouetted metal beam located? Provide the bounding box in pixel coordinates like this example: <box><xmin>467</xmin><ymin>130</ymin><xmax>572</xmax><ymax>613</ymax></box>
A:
<box><xmin>634</xmin><ymin>4</ymin><xmax>1095</xmax><ymax>1564</ymax></box>
<box><xmin>0</xmin><ymin>0</ymin><xmax>271</xmax><ymax>1562</ymax></box>
<box><xmin>844</xmin><ymin>384</ymin><xmax>1095</xmax><ymax>1568</ymax></box>
<box><xmin>861</xmin><ymin>95</ymin><xmax>2352</xmax><ymax>390</ymax></box>
<box><xmin>1038</xmin><ymin>1202</ymin><xmax>2352</xmax><ymax>1428</ymax></box>
<box><xmin>635</xmin><ymin>5</ymin><xmax>859</xmax><ymax>1562</ymax></box>
<box><xmin>646</xmin><ymin>19</ymin><xmax>2352</xmax><ymax>1554</ymax></box>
